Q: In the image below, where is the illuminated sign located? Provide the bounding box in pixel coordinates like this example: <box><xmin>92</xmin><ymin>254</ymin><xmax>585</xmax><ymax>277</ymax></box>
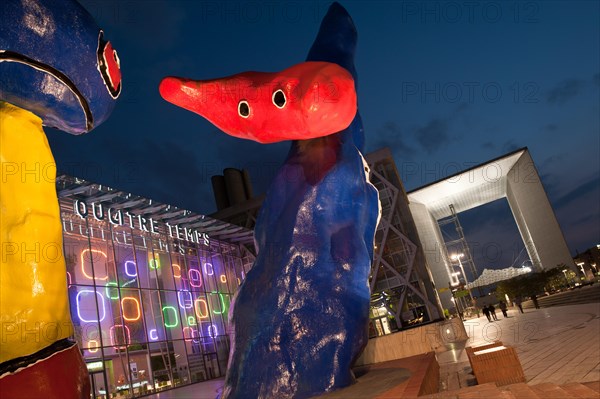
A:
<box><xmin>207</xmin><ymin>324</ymin><xmax>218</xmax><ymax>338</ymax></box>
<box><xmin>110</xmin><ymin>324</ymin><xmax>131</xmax><ymax>349</ymax></box>
<box><xmin>73</xmin><ymin>200</ymin><xmax>210</xmax><ymax>246</ymax></box>
<box><xmin>177</xmin><ymin>290</ymin><xmax>193</xmax><ymax>309</ymax></box>
<box><xmin>203</xmin><ymin>262</ymin><xmax>214</xmax><ymax>276</ymax></box>
<box><xmin>121</xmin><ymin>296</ymin><xmax>141</xmax><ymax>321</ymax></box>
<box><xmin>125</xmin><ymin>261</ymin><xmax>137</xmax><ymax>277</ymax></box>
<box><xmin>80</xmin><ymin>249</ymin><xmax>108</xmax><ymax>281</ymax></box>
<box><xmin>188</xmin><ymin>269</ymin><xmax>202</xmax><ymax>287</ymax></box>
<box><xmin>76</xmin><ymin>290</ymin><xmax>106</xmax><ymax>322</ymax></box>
<box><xmin>210</xmin><ymin>292</ymin><xmax>226</xmax><ymax>315</ymax></box>
<box><xmin>88</xmin><ymin>340</ymin><xmax>99</xmax><ymax>354</ymax></box>
<box><xmin>86</xmin><ymin>361</ymin><xmax>104</xmax><ymax>372</ymax></box>
<box><xmin>162</xmin><ymin>306</ymin><xmax>179</xmax><ymax>328</ymax></box>
<box><xmin>172</xmin><ymin>264</ymin><xmax>182</xmax><ymax>278</ymax></box>
<box><xmin>194</xmin><ymin>298</ymin><xmax>209</xmax><ymax>319</ymax></box>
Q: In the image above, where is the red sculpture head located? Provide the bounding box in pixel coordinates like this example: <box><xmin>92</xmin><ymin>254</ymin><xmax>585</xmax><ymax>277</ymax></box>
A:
<box><xmin>159</xmin><ymin>61</ymin><xmax>357</xmax><ymax>143</ymax></box>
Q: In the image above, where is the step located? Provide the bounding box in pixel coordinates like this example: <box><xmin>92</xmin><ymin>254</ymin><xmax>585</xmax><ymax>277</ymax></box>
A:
<box><xmin>423</xmin><ymin>382</ymin><xmax>499</xmax><ymax>398</ymax></box>
<box><xmin>457</xmin><ymin>389</ymin><xmax>516</xmax><ymax>399</ymax></box>
<box><xmin>531</xmin><ymin>382</ymin><xmax>572</xmax><ymax>397</ymax></box>
<box><xmin>561</xmin><ymin>382</ymin><xmax>600</xmax><ymax>398</ymax></box>
<box><xmin>582</xmin><ymin>381</ymin><xmax>600</xmax><ymax>394</ymax></box>
<box><xmin>503</xmin><ymin>382</ymin><xmax>542</xmax><ymax>398</ymax></box>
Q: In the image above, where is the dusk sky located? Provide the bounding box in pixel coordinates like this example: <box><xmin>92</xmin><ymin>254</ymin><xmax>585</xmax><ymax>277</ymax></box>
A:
<box><xmin>46</xmin><ymin>1</ymin><xmax>599</xmax><ymax>274</ymax></box>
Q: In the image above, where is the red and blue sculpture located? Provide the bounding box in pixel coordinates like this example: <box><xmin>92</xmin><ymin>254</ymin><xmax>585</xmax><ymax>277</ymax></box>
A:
<box><xmin>160</xmin><ymin>3</ymin><xmax>379</xmax><ymax>399</ymax></box>
<box><xmin>161</xmin><ymin>2</ymin><xmax>378</xmax><ymax>398</ymax></box>
<box><xmin>0</xmin><ymin>1</ymin><xmax>121</xmax><ymax>397</ymax></box>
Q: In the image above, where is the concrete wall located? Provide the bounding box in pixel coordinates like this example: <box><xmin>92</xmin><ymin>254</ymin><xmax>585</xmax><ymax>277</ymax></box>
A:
<box><xmin>506</xmin><ymin>152</ymin><xmax>575</xmax><ymax>271</ymax></box>
<box><xmin>409</xmin><ymin>201</ymin><xmax>454</xmax><ymax>310</ymax></box>
<box><xmin>355</xmin><ymin>317</ymin><xmax>468</xmax><ymax>366</ymax></box>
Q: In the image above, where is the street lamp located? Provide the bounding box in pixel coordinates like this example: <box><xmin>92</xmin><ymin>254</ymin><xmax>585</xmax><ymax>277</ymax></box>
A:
<box><xmin>562</xmin><ymin>269</ymin><xmax>570</xmax><ymax>287</ymax></box>
<box><xmin>450</xmin><ymin>253</ymin><xmax>474</xmax><ymax>315</ymax></box>
<box><xmin>451</xmin><ymin>253</ymin><xmax>468</xmax><ymax>285</ymax></box>
<box><xmin>450</xmin><ymin>272</ymin><xmax>461</xmax><ymax>286</ymax></box>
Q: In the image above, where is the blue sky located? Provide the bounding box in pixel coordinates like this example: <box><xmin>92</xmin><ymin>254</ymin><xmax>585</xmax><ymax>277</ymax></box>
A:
<box><xmin>46</xmin><ymin>0</ymin><xmax>599</xmax><ymax>269</ymax></box>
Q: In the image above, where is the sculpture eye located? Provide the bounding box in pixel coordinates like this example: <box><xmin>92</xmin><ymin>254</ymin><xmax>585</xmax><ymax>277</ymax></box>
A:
<box><xmin>272</xmin><ymin>90</ymin><xmax>286</xmax><ymax>108</ymax></box>
<box><xmin>238</xmin><ymin>100</ymin><xmax>250</xmax><ymax>118</ymax></box>
<box><xmin>97</xmin><ymin>30</ymin><xmax>122</xmax><ymax>99</ymax></box>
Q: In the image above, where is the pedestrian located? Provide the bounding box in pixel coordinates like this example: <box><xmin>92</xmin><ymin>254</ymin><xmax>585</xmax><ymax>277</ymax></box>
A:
<box><xmin>531</xmin><ymin>294</ymin><xmax>540</xmax><ymax>309</ymax></box>
<box><xmin>489</xmin><ymin>304</ymin><xmax>498</xmax><ymax>321</ymax></box>
<box><xmin>514</xmin><ymin>296</ymin><xmax>524</xmax><ymax>313</ymax></box>
<box><xmin>498</xmin><ymin>300</ymin><xmax>508</xmax><ymax>318</ymax></box>
<box><xmin>482</xmin><ymin>305</ymin><xmax>491</xmax><ymax>322</ymax></box>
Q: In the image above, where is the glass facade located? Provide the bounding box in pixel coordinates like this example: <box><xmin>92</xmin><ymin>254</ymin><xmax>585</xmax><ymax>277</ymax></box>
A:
<box><xmin>57</xmin><ymin>176</ymin><xmax>254</xmax><ymax>398</ymax></box>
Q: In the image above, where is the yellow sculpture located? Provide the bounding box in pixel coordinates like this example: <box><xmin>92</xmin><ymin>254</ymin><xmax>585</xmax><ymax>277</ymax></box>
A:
<box><xmin>0</xmin><ymin>102</ymin><xmax>73</xmax><ymax>362</ymax></box>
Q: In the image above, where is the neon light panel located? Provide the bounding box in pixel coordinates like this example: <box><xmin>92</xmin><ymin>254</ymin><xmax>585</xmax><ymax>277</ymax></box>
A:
<box><xmin>76</xmin><ymin>290</ymin><xmax>106</xmax><ymax>322</ymax></box>
<box><xmin>110</xmin><ymin>324</ymin><xmax>131</xmax><ymax>349</ymax></box>
<box><xmin>66</xmin><ymin>272</ymin><xmax>72</xmax><ymax>287</ymax></box>
<box><xmin>80</xmin><ymin>249</ymin><xmax>108</xmax><ymax>280</ymax></box>
<box><xmin>183</xmin><ymin>327</ymin><xmax>199</xmax><ymax>343</ymax></box>
<box><xmin>177</xmin><ymin>290</ymin><xmax>193</xmax><ymax>309</ymax></box>
<box><xmin>149</xmin><ymin>329</ymin><xmax>158</xmax><ymax>341</ymax></box>
<box><xmin>105</xmin><ymin>282</ymin><xmax>119</xmax><ymax>300</ymax></box>
<box><xmin>124</xmin><ymin>261</ymin><xmax>137</xmax><ymax>277</ymax></box>
<box><xmin>183</xmin><ymin>326</ymin><xmax>193</xmax><ymax>341</ymax></box>
<box><xmin>188</xmin><ymin>269</ymin><xmax>202</xmax><ymax>288</ymax></box>
<box><xmin>203</xmin><ymin>262</ymin><xmax>214</xmax><ymax>275</ymax></box>
<box><xmin>121</xmin><ymin>296</ymin><xmax>141</xmax><ymax>321</ymax></box>
<box><xmin>210</xmin><ymin>291</ymin><xmax>226</xmax><ymax>314</ymax></box>
<box><xmin>220</xmin><ymin>274</ymin><xmax>227</xmax><ymax>284</ymax></box>
<box><xmin>187</xmin><ymin>315</ymin><xmax>197</xmax><ymax>326</ymax></box>
<box><xmin>194</xmin><ymin>298</ymin><xmax>209</xmax><ymax>319</ymax></box>
<box><xmin>172</xmin><ymin>264</ymin><xmax>181</xmax><ymax>278</ymax></box>
<box><xmin>88</xmin><ymin>339</ymin><xmax>99</xmax><ymax>353</ymax></box>
<box><xmin>149</xmin><ymin>256</ymin><xmax>160</xmax><ymax>270</ymax></box>
<box><xmin>207</xmin><ymin>324</ymin><xmax>218</xmax><ymax>338</ymax></box>
<box><xmin>162</xmin><ymin>306</ymin><xmax>178</xmax><ymax>328</ymax></box>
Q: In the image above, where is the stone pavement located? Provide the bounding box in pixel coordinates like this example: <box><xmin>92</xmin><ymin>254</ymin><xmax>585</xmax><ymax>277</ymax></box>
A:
<box><xmin>438</xmin><ymin>302</ymin><xmax>600</xmax><ymax>391</ymax></box>
<box><xmin>144</xmin><ymin>302</ymin><xmax>599</xmax><ymax>398</ymax></box>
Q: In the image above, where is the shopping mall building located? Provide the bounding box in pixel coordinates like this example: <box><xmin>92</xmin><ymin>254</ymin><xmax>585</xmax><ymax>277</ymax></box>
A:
<box><xmin>56</xmin><ymin>175</ymin><xmax>256</xmax><ymax>397</ymax></box>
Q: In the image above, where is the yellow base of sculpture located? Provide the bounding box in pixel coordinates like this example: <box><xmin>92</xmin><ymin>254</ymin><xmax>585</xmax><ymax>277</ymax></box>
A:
<box><xmin>0</xmin><ymin>101</ymin><xmax>73</xmax><ymax>363</ymax></box>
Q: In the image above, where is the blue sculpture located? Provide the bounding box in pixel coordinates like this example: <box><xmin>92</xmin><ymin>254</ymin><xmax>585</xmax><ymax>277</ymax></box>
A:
<box><xmin>221</xmin><ymin>3</ymin><xmax>379</xmax><ymax>398</ymax></box>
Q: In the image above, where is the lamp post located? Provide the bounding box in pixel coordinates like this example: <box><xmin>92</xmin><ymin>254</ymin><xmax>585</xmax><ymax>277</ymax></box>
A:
<box><xmin>562</xmin><ymin>268</ymin><xmax>570</xmax><ymax>288</ymax></box>
<box><xmin>450</xmin><ymin>253</ymin><xmax>474</xmax><ymax>316</ymax></box>
<box><xmin>451</xmin><ymin>253</ymin><xmax>467</xmax><ymax>284</ymax></box>
<box><xmin>451</xmin><ymin>253</ymin><xmax>472</xmax><ymax>295</ymax></box>
<box><xmin>448</xmin><ymin>282</ymin><xmax>462</xmax><ymax>320</ymax></box>
<box><xmin>576</xmin><ymin>262</ymin><xmax>586</xmax><ymax>280</ymax></box>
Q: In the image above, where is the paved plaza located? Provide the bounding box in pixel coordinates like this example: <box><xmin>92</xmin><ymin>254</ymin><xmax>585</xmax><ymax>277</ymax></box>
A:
<box><xmin>144</xmin><ymin>302</ymin><xmax>599</xmax><ymax>398</ymax></box>
<box><xmin>438</xmin><ymin>301</ymin><xmax>600</xmax><ymax>390</ymax></box>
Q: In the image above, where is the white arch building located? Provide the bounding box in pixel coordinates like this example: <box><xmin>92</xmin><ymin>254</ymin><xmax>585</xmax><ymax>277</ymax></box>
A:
<box><xmin>407</xmin><ymin>148</ymin><xmax>575</xmax><ymax>309</ymax></box>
